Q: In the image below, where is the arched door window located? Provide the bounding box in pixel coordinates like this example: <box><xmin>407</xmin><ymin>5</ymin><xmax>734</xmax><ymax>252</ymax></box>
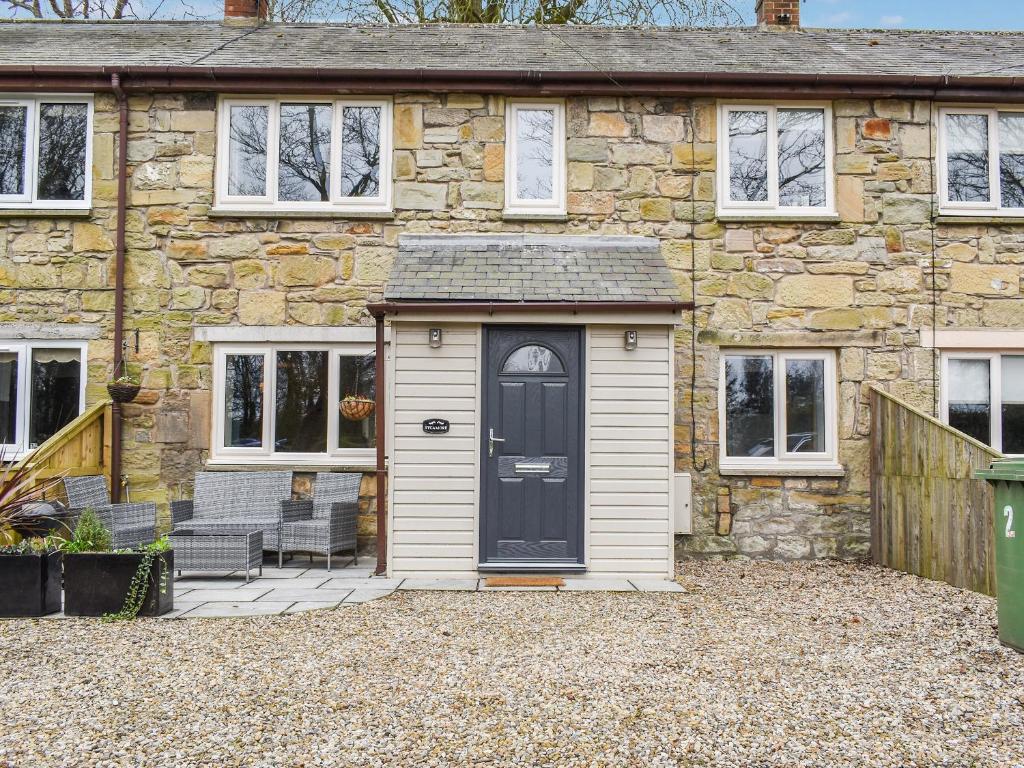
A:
<box><xmin>501</xmin><ymin>344</ymin><xmax>565</xmax><ymax>374</ymax></box>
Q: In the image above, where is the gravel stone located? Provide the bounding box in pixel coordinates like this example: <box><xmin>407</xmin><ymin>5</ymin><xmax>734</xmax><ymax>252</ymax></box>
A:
<box><xmin>1</xmin><ymin>561</ymin><xmax>1022</xmax><ymax>767</ymax></box>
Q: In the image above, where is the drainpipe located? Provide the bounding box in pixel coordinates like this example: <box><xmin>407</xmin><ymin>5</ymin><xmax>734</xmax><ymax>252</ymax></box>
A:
<box><xmin>373</xmin><ymin>313</ymin><xmax>387</xmax><ymax>576</ymax></box>
<box><xmin>110</xmin><ymin>73</ymin><xmax>128</xmax><ymax>503</ymax></box>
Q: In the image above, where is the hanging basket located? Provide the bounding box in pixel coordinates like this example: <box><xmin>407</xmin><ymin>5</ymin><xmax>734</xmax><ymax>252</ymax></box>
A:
<box><xmin>339</xmin><ymin>398</ymin><xmax>375</xmax><ymax>421</ymax></box>
<box><xmin>107</xmin><ymin>382</ymin><xmax>141</xmax><ymax>404</ymax></box>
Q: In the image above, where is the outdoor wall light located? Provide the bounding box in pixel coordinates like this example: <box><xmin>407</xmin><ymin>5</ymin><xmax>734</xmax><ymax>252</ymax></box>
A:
<box><xmin>624</xmin><ymin>330</ymin><xmax>638</xmax><ymax>351</ymax></box>
<box><xmin>429</xmin><ymin>328</ymin><xmax>443</xmax><ymax>348</ymax></box>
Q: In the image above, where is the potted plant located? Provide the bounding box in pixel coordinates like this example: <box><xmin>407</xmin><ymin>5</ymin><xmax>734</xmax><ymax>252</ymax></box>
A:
<box><xmin>62</xmin><ymin>511</ymin><xmax>174</xmax><ymax>619</ymax></box>
<box><xmin>0</xmin><ymin>457</ymin><xmax>67</xmax><ymax>617</ymax></box>
<box><xmin>339</xmin><ymin>393</ymin><xmax>375</xmax><ymax>421</ymax></box>
<box><xmin>106</xmin><ymin>373</ymin><xmax>141</xmax><ymax>404</ymax></box>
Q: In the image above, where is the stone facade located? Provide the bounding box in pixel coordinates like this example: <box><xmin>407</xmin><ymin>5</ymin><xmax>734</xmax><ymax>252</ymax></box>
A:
<box><xmin>1</xmin><ymin>90</ymin><xmax>1021</xmax><ymax>559</ymax></box>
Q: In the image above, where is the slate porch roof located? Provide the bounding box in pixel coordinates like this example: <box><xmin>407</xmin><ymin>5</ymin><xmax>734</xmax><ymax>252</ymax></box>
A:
<box><xmin>0</xmin><ymin>22</ymin><xmax>1022</xmax><ymax>80</ymax></box>
<box><xmin>383</xmin><ymin>235</ymin><xmax>679</xmax><ymax>303</ymax></box>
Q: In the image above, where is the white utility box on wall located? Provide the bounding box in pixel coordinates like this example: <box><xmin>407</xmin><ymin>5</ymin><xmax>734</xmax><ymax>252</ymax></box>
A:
<box><xmin>674</xmin><ymin>473</ymin><xmax>693</xmax><ymax>534</ymax></box>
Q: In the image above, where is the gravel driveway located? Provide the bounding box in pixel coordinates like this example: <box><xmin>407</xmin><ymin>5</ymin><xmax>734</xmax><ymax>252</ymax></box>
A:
<box><xmin>2</xmin><ymin>561</ymin><xmax>1022</xmax><ymax>768</ymax></box>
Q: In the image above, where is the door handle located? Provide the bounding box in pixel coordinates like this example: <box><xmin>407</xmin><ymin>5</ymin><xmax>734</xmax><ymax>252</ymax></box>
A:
<box><xmin>488</xmin><ymin>428</ymin><xmax>505</xmax><ymax>458</ymax></box>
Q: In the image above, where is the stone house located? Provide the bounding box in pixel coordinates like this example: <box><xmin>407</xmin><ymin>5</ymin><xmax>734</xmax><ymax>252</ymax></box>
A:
<box><xmin>1</xmin><ymin>0</ymin><xmax>1023</xmax><ymax>578</ymax></box>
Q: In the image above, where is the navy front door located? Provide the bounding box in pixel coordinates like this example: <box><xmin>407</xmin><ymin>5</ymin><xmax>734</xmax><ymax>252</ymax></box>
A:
<box><xmin>480</xmin><ymin>326</ymin><xmax>584</xmax><ymax>569</ymax></box>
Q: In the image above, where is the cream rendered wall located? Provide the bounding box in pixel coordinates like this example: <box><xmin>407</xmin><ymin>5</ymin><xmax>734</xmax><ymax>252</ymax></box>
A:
<box><xmin>388</xmin><ymin>320</ymin><xmax>675</xmax><ymax>580</ymax></box>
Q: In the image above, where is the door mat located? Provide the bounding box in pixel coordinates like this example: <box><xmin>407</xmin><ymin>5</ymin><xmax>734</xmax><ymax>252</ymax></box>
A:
<box><xmin>485</xmin><ymin>576</ymin><xmax>565</xmax><ymax>588</ymax></box>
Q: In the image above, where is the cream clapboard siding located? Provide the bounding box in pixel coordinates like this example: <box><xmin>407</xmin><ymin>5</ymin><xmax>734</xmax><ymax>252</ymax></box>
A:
<box><xmin>390</xmin><ymin>323</ymin><xmax>480</xmax><ymax>578</ymax></box>
<box><xmin>587</xmin><ymin>326</ymin><xmax>673</xmax><ymax>577</ymax></box>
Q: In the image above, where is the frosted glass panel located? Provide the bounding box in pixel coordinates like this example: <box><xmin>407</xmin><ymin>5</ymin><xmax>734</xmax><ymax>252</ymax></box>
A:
<box><xmin>948</xmin><ymin>358</ymin><xmax>991</xmax><ymax>445</ymax></box>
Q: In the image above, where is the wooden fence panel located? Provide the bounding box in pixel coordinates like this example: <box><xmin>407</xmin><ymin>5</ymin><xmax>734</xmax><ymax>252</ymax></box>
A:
<box><xmin>870</xmin><ymin>387</ymin><xmax>1000</xmax><ymax>596</ymax></box>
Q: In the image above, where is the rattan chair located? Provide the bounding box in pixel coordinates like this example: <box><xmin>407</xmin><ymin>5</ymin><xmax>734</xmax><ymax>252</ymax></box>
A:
<box><xmin>280</xmin><ymin>472</ymin><xmax>360</xmax><ymax>571</ymax></box>
<box><xmin>171</xmin><ymin>471</ymin><xmax>298</xmax><ymax>567</ymax></box>
<box><xmin>63</xmin><ymin>476</ymin><xmax>157</xmax><ymax>549</ymax></box>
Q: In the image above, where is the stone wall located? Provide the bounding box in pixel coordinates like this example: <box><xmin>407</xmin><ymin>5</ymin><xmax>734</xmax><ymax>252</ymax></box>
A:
<box><xmin>0</xmin><ymin>91</ymin><xmax>1021</xmax><ymax>559</ymax></box>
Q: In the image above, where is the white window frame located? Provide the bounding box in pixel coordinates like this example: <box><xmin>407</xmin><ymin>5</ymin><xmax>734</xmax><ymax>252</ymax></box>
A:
<box><xmin>504</xmin><ymin>99</ymin><xmax>566</xmax><ymax>217</ymax></box>
<box><xmin>0</xmin><ymin>339</ymin><xmax>88</xmax><ymax>458</ymax></box>
<box><xmin>940</xmin><ymin>351</ymin><xmax>1023</xmax><ymax>455</ymax></box>
<box><xmin>0</xmin><ymin>94</ymin><xmax>93</xmax><ymax>210</ymax></box>
<box><xmin>938</xmin><ymin>106</ymin><xmax>1024</xmax><ymax>216</ymax></box>
<box><xmin>717</xmin><ymin>102</ymin><xmax>835</xmax><ymax>218</ymax></box>
<box><xmin>214</xmin><ymin>96</ymin><xmax>393</xmax><ymax>214</ymax></box>
<box><xmin>718</xmin><ymin>348</ymin><xmax>840</xmax><ymax>474</ymax></box>
<box><xmin>211</xmin><ymin>342</ymin><xmax>377</xmax><ymax>465</ymax></box>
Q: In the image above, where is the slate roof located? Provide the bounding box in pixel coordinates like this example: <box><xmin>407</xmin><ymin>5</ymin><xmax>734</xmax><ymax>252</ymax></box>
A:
<box><xmin>384</xmin><ymin>235</ymin><xmax>679</xmax><ymax>303</ymax></box>
<box><xmin>0</xmin><ymin>22</ymin><xmax>1022</xmax><ymax>80</ymax></box>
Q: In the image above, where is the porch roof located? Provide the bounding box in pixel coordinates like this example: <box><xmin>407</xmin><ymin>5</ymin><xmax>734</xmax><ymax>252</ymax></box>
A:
<box><xmin>383</xmin><ymin>234</ymin><xmax>680</xmax><ymax>304</ymax></box>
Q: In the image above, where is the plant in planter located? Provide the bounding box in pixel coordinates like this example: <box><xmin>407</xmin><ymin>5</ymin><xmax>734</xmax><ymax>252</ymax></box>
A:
<box><xmin>339</xmin><ymin>352</ymin><xmax>376</xmax><ymax>421</ymax></box>
<box><xmin>0</xmin><ymin>457</ymin><xmax>68</xmax><ymax>617</ymax></box>
<box><xmin>61</xmin><ymin>511</ymin><xmax>174</xmax><ymax>618</ymax></box>
<box><xmin>339</xmin><ymin>393</ymin><xmax>375</xmax><ymax>421</ymax></box>
<box><xmin>106</xmin><ymin>373</ymin><xmax>141</xmax><ymax>404</ymax></box>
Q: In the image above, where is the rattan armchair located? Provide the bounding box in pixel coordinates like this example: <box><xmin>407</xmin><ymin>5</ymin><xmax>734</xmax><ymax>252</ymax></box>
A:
<box><xmin>63</xmin><ymin>476</ymin><xmax>157</xmax><ymax>549</ymax></box>
<box><xmin>280</xmin><ymin>472</ymin><xmax>360</xmax><ymax>571</ymax></box>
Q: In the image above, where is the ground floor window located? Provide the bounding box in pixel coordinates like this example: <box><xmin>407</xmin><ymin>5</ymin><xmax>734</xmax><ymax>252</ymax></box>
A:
<box><xmin>0</xmin><ymin>340</ymin><xmax>86</xmax><ymax>456</ymax></box>
<box><xmin>213</xmin><ymin>343</ymin><xmax>376</xmax><ymax>464</ymax></box>
<box><xmin>719</xmin><ymin>349</ymin><xmax>838</xmax><ymax>472</ymax></box>
<box><xmin>942</xmin><ymin>352</ymin><xmax>1024</xmax><ymax>455</ymax></box>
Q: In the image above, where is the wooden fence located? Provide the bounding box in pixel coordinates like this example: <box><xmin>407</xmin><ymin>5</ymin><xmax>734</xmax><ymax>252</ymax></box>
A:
<box><xmin>870</xmin><ymin>387</ymin><xmax>1001</xmax><ymax>595</ymax></box>
<box><xmin>14</xmin><ymin>400</ymin><xmax>112</xmax><ymax>494</ymax></box>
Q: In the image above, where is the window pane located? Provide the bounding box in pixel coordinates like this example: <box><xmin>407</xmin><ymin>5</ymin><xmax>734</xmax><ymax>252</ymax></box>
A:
<box><xmin>999</xmin><ymin>113</ymin><xmax>1024</xmax><ymax>209</ymax></box>
<box><xmin>275</xmin><ymin>351</ymin><xmax>327</xmax><ymax>453</ymax></box>
<box><xmin>778</xmin><ymin>109</ymin><xmax>826</xmax><ymax>208</ymax></box>
<box><xmin>37</xmin><ymin>103</ymin><xmax>88</xmax><ymax>201</ymax></box>
<box><xmin>228</xmin><ymin>105</ymin><xmax>269</xmax><ymax>197</ymax></box>
<box><xmin>341</xmin><ymin>106</ymin><xmax>381</xmax><ymax>198</ymax></box>
<box><xmin>0</xmin><ymin>105</ymin><xmax>27</xmax><ymax>196</ymax></box>
<box><xmin>502</xmin><ymin>345</ymin><xmax>564</xmax><ymax>373</ymax></box>
<box><xmin>516</xmin><ymin>108</ymin><xmax>554</xmax><ymax>200</ymax></box>
<box><xmin>948</xmin><ymin>358</ymin><xmax>991</xmax><ymax>444</ymax></box>
<box><xmin>785</xmin><ymin>358</ymin><xmax>826</xmax><ymax>453</ymax></box>
<box><xmin>224</xmin><ymin>354</ymin><xmax>264</xmax><ymax>448</ymax></box>
<box><xmin>725</xmin><ymin>355</ymin><xmax>775</xmax><ymax>458</ymax></box>
<box><xmin>279</xmin><ymin>103</ymin><xmax>332</xmax><ymax>202</ymax></box>
<box><xmin>728</xmin><ymin>110</ymin><xmax>769</xmax><ymax>203</ymax></box>
<box><xmin>338</xmin><ymin>353</ymin><xmax>376</xmax><ymax>449</ymax></box>
<box><xmin>946</xmin><ymin>113</ymin><xmax>990</xmax><ymax>203</ymax></box>
<box><xmin>29</xmin><ymin>348</ymin><xmax>80</xmax><ymax>449</ymax></box>
<box><xmin>0</xmin><ymin>352</ymin><xmax>17</xmax><ymax>446</ymax></box>
<box><xmin>1002</xmin><ymin>355</ymin><xmax>1024</xmax><ymax>454</ymax></box>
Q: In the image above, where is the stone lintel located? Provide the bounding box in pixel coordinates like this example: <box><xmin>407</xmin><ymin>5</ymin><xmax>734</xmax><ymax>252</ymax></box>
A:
<box><xmin>700</xmin><ymin>330</ymin><xmax>884</xmax><ymax>348</ymax></box>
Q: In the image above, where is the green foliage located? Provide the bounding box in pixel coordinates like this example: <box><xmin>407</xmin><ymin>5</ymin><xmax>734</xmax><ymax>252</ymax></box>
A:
<box><xmin>60</xmin><ymin>509</ymin><xmax>113</xmax><ymax>554</ymax></box>
<box><xmin>103</xmin><ymin>537</ymin><xmax>172</xmax><ymax>622</ymax></box>
<box><xmin>0</xmin><ymin>535</ymin><xmax>62</xmax><ymax>555</ymax></box>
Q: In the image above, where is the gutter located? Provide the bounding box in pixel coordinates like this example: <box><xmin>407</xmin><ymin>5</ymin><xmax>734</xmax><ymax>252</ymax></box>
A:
<box><xmin>367</xmin><ymin>300</ymin><xmax>693</xmax><ymax>316</ymax></box>
<box><xmin>110</xmin><ymin>72</ymin><xmax>128</xmax><ymax>504</ymax></box>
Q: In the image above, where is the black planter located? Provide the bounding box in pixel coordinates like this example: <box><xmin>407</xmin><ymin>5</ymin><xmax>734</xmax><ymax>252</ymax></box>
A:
<box><xmin>0</xmin><ymin>552</ymin><xmax>62</xmax><ymax>617</ymax></box>
<box><xmin>63</xmin><ymin>551</ymin><xmax>174</xmax><ymax>617</ymax></box>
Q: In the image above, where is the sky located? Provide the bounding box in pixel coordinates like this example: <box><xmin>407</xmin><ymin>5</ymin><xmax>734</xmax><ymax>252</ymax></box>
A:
<box><xmin>797</xmin><ymin>0</ymin><xmax>1024</xmax><ymax>31</ymax></box>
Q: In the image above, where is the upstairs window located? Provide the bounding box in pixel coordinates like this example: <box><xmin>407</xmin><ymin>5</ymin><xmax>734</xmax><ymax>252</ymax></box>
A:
<box><xmin>0</xmin><ymin>341</ymin><xmax>86</xmax><ymax>457</ymax></box>
<box><xmin>718</xmin><ymin>104</ymin><xmax>833</xmax><ymax>217</ymax></box>
<box><xmin>505</xmin><ymin>100</ymin><xmax>566</xmax><ymax>216</ymax></box>
<box><xmin>215</xmin><ymin>97</ymin><xmax>392</xmax><ymax>213</ymax></box>
<box><xmin>0</xmin><ymin>96</ymin><xmax>92</xmax><ymax>209</ymax></box>
<box><xmin>940</xmin><ymin>108</ymin><xmax>1024</xmax><ymax>215</ymax></box>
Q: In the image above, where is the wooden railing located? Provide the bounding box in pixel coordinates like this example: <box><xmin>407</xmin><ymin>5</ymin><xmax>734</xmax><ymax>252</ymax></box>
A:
<box><xmin>14</xmin><ymin>400</ymin><xmax>113</xmax><ymax>493</ymax></box>
<box><xmin>870</xmin><ymin>386</ymin><xmax>1002</xmax><ymax>596</ymax></box>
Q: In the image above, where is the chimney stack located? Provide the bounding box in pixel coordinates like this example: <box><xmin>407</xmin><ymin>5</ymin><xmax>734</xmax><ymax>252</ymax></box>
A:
<box><xmin>224</xmin><ymin>0</ymin><xmax>268</xmax><ymax>22</ymax></box>
<box><xmin>756</xmin><ymin>0</ymin><xmax>800</xmax><ymax>27</ymax></box>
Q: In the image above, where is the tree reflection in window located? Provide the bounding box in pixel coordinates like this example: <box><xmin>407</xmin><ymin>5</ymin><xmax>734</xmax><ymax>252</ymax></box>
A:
<box><xmin>778</xmin><ymin>109</ymin><xmax>826</xmax><ymax>207</ymax></box>
<box><xmin>279</xmin><ymin>103</ymin><xmax>332</xmax><ymax>202</ymax></box>
<box><xmin>516</xmin><ymin>109</ymin><xmax>555</xmax><ymax>200</ymax></box>
<box><xmin>224</xmin><ymin>354</ymin><xmax>264</xmax><ymax>448</ymax></box>
<box><xmin>0</xmin><ymin>352</ymin><xmax>17</xmax><ymax>445</ymax></box>
<box><xmin>341</xmin><ymin>106</ymin><xmax>381</xmax><ymax>197</ymax></box>
<box><xmin>339</xmin><ymin>353</ymin><xmax>376</xmax><ymax>449</ymax></box>
<box><xmin>275</xmin><ymin>351</ymin><xmax>327</xmax><ymax>453</ymax></box>
<box><xmin>728</xmin><ymin>110</ymin><xmax>768</xmax><ymax>202</ymax></box>
<box><xmin>502</xmin><ymin>345</ymin><xmax>563</xmax><ymax>374</ymax></box>
<box><xmin>228</xmin><ymin>105</ymin><xmax>269</xmax><ymax>197</ymax></box>
<box><xmin>724</xmin><ymin>355</ymin><xmax>774</xmax><ymax>457</ymax></box>
<box><xmin>0</xmin><ymin>106</ymin><xmax>27</xmax><ymax>196</ymax></box>
<box><xmin>785</xmin><ymin>358</ymin><xmax>825</xmax><ymax>453</ymax></box>
<box><xmin>37</xmin><ymin>103</ymin><xmax>87</xmax><ymax>201</ymax></box>
<box><xmin>946</xmin><ymin>113</ymin><xmax>990</xmax><ymax>203</ymax></box>
<box><xmin>999</xmin><ymin>113</ymin><xmax>1024</xmax><ymax>209</ymax></box>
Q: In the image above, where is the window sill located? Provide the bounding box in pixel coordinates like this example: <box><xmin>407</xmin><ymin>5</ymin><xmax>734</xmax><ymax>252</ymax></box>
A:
<box><xmin>502</xmin><ymin>211</ymin><xmax>569</xmax><ymax>222</ymax></box>
<box><xmin>208</xmin><ymin>208</ymin><xmax>394</xmax><ymax>220</ymax></box>
<box><xmin>935</xmin><ymin>214</ymin><xmax>1024</xmax><ymax>225</ymax></box>
<box><xmin>205</xmin><ymin>459</ymin><xmax>382</xmax><ymax>473</ymax></box>
<box><xmin>719</xmin><ymin>463</ymin><xmax>845</xmax><ymax>478</ymax></box>
<box><xmin>0</xmin><ymin>208</ymin><xmax>92</xmax><ymax>218</ymax></box>
<box><xmin>715</xmin><ymin>212</ymin><xmax>841</xmax><ymax>224</ymax></box>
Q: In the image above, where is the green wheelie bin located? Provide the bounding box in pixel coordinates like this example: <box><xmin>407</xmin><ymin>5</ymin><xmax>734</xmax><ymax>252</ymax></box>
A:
<box><xmin>975</xmin><ymin>459</ymin><xmax>1024</xmax><ymax>653</ymax></box>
